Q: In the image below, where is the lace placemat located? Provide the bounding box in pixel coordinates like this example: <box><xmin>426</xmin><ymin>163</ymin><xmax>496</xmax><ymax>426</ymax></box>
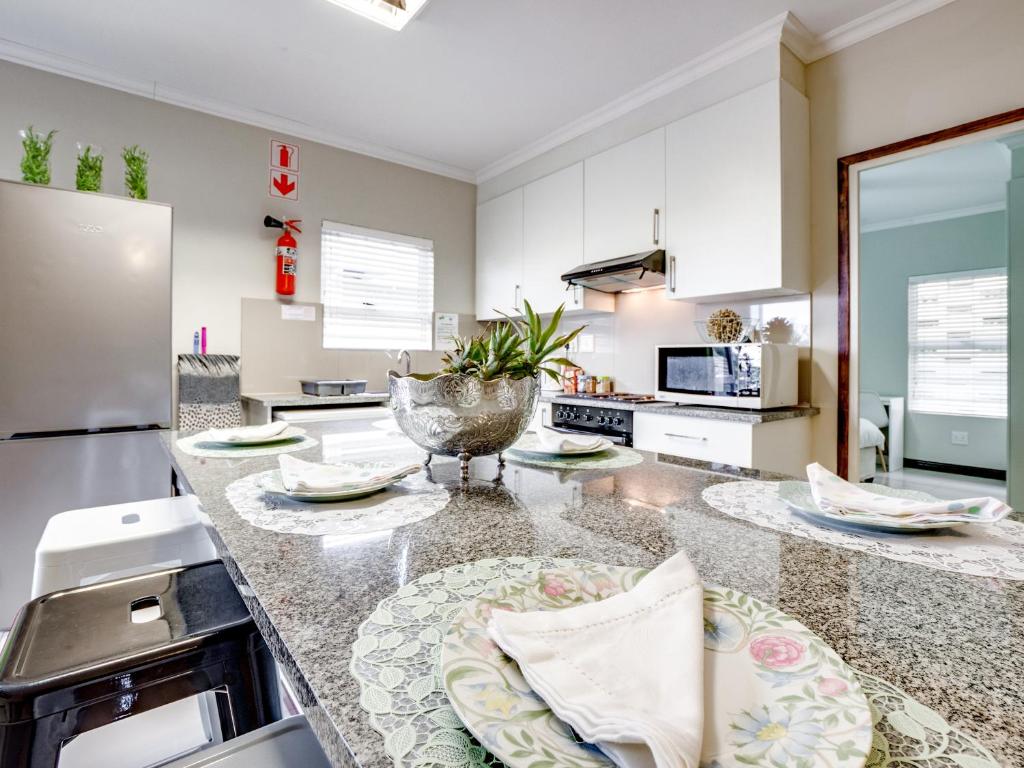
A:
<box><xmin>176</xmin><ymin>433</ymin><xmax>319</xmax><ymax>458</ymax></box>
<box><xmin>350</xmin><ymin>557</ymin><xmax>999</xmax><ymax>768</ymax></box>
<box><xmin>701</xmin><ymin>481</ymin><xmax>1024</xmax><ymax>580</ymax></box>
<box><xmin>225</xmin><ymin>470</ymin><xmax>449</xmax><ymax>536</ymax></box>
<box><xmin>504</xmin><ymin>446</ymin><xmax>643</xmax><ymax>471</ymax></box>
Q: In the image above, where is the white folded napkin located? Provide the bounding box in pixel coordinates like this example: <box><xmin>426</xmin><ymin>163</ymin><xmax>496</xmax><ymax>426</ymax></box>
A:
<box><xmin>203</xmin><ymin>421</ymin><xmax>289</xmax><ymax>443</ymax></box>
<box><xmin>807</xmin><ymin>462</ymin><xmax>1012</xmax><ymax>524</ymax></box>
<box><xmin>278</xmin><ymin>454</ymin><xmax>419</xmax><ymax>493</ymax></box>
<box><xmin>487</xmin><ymin>551</ymin><xmax>704</xmax><ymax>768</ymax></box>
<box><xmin>535</xmin><ymin>427</ymin><xmax>607</xmax><ymax>453</ymax></box>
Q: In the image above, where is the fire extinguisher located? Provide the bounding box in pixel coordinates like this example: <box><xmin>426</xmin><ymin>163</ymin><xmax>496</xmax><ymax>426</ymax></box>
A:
<box><xmin>264</xmin><ymin>215</ymin><xmax>302</xmax><ymax>296</ymax></box>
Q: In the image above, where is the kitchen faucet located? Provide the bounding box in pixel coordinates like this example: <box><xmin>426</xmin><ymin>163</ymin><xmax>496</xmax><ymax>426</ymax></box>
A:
<box><xmin>397</xmin><ymin>349</ymin><xmax>412</xmax><ymax>376</ymax></box>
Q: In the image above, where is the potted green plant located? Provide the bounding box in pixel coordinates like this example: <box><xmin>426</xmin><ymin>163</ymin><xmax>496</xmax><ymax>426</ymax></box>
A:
<box><xmin>20</xmin><ymin>127</ymin><xmax>57</xmax><ymax>185</ymax></box>
<box><xmin>388</xmin><ymin>301</ymin><xmax>584</xmax><ymax>480</ymax></box>
<box><xmin>122</xmin><ymin>144</ymin><xmax>149</xmax><ymax>199</ymax></box>
<box><xmin>75</xmin><ymin>144</ymin><xmax>103</xmax><ymax>192</ymax></box>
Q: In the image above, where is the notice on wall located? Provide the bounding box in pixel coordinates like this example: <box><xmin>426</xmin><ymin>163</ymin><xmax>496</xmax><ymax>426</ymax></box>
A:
<box><xmin>281</xmin><ymin>304</ymin><xmax>316</xmax><ymax>322</ymax></box>
<box><xmin>269</xmin><ymin>139</ymin><xmax>300</xmax><ymax>200</ymax></box>
<box><xmin>434</xmin><ymin>312</ymin><xmax>459</xmax><ymax>351</ymax></box>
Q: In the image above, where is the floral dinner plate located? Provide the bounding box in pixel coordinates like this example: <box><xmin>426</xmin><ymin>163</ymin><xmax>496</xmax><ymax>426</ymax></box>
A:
<box><xmin>198</xmin><ymin>425</ymin><xmax>306</xmax><ymax>447</ymax></box>
<box><xmin>441</xmin><ymin>563</ymin><xmax>872</xmax><ymax>768</ymax></box>
<box><xmin>776</xmin><ymin>481</ymin><xmax>962</xmax><ymax>533</ymax></box>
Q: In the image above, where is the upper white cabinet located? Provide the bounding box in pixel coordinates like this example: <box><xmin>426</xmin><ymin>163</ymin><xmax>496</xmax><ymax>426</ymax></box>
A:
<box><xmin>523</xmin><ymin>163</ymin><xmax>614</xmax><ymax>316</ymax></box>
<box><xmin>583</xmin><ymin>128</ymin><xmax>665</xmax><ymax>263</ymax></box>
<box><xmin>664</xmin><ymin>80</ymin><xmax>809</xmax><ymax>302</ymax></box>
<box><xmin>475</xmin><ymin>188</ymin><xmax>523</xmax><ymax>321</ymax></box>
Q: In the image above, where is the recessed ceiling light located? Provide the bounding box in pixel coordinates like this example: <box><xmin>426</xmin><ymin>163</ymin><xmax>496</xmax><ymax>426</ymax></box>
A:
<box><xmin>323</xmin><ymin>0</ymin><xmax>430</xmax><ymax>31</ymax></box>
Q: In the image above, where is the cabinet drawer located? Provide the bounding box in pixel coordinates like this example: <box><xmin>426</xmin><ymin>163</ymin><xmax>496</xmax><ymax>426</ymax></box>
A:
<box><xmin>633</xmin><ymin>412</ymin><xmax>752</xmax><ymax>466</ymax></box>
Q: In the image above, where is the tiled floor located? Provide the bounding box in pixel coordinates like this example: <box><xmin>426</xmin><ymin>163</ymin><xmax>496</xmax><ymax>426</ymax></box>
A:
<box><xmin>872</xmin><ymin>467</ymin><xmax>1007</xmax><ymax>501</ymax></box>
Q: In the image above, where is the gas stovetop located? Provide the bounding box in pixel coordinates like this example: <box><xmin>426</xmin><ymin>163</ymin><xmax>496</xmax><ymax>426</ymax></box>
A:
<box><xmin>563</xmin><ymin>392</ymin><xmax>658</xmax><ymax>403</ymax></box>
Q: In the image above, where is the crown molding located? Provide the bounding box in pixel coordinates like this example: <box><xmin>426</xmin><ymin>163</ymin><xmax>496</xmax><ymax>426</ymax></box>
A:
<box><xmin>860</xmin><ymin>201</ymin><xmax>1006</xmax><ymax>233</ymax></box>
<box><xmin>478</xmin><ymin>1</ymin><xmax>961</xmax><ymax>183</ymax></box>
<box><xmin>806</xmin><ymin>0</ymin><xmax>959</xmax><ymax>61</ymax></box>
<box><xmin>475</xmin><ymin>11</ymin><xmax>793</xmax><ymax>184</ymax></box>
<box><xmin>0</xmin><ymin>36</ymin><xmax>476</xmax><ymax>183</ymax></box>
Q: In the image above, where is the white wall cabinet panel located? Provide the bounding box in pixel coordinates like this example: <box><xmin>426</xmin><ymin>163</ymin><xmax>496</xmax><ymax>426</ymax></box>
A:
<box><xmin>475</xmin><ymin>188</ymin><xmax>524</xmax><ymax>321</ymax></box>
<box><xmin>524</xmin><ymin>163</ymin><xmax>613</xmax><ymax>315</ymax></box>
<box><xmin>584</xmin><ymin>129</ymin><xmax>665</xmax><ymax>264</ymax></box>
<box><xmin>665</xmin><ymin>80</ymin><xmax>809</xmax><ymax>302</ymax></box>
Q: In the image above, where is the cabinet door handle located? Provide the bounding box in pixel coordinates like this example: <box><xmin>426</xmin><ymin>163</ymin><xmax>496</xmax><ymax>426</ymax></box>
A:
<box><xmin>574</xmin><ymin>284</ymin><xmax>582</xmax><ymax>305</ymax></box>
<box><xmin>669</xmin><ymin>255</ymin><xmax>677</xmax><ymax>293</ymax></box>
<box><xmin>665</xmin><ymin>433</ymin><xmax>707</xmax><ymax>442</ymax></box>
<box><xmin>514</xmin><ymin>284</ymin><xmax>522</xmax><ymax>310</ymax></box>
<box><xmin>653</xmin><ymin>208</ymin><xmax>660</xmax><ymax>245</ymax></box>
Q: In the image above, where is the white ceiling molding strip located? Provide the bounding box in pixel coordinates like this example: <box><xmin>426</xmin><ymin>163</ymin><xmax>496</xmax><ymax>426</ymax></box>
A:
<box><xmin>475</xmin><ymin>11</ymin><xmax>794</xmax><ymax>184</ymax></box>
<box><xmin>806</xmin><ymin>0</ymin><xmax>960</xmax><ymax>61</ymax></box>
<box><xmin>479</xmin><ymin>0</ymin><xmax>960</xmax><ymax>183</ymax></box>
<box><xmin>860</xmin><ymin>201</ymin><xmax>1007</xmax><ymax>233</ymax></box>
<box><xmin>0</xmin><ymin>0</ymin><xmax>960</xmax><ymax>185</ymax></box>
<box><xmin>0</xmin><ymin>36</ymin><xmax>476</xmax><ymax>183</ymax></box>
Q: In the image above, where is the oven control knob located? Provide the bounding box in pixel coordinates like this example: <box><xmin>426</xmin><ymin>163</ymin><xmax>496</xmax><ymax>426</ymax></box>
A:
<box><xmin>584</xmin><ymin>414</ymin><xmax>593</xmax><ymax>422</ymax></box>
<box><xmin>556</xmin><ymin>410</ymin><xmax>564</xmax><ymax>419</ymax></box>
<box><xmin>613</xmin><ymin>417</ymin><xmax>624</xmax><ymax>426</ymax></box>
<box><xmin>597</xmin><ymin>416</ymin><xmax>606</xmax><ymax>425</ymax></box>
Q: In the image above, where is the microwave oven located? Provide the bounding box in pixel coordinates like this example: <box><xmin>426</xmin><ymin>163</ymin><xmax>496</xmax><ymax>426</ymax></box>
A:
<box><xmin>655</xmin><ymin>344</ymin><xmax>798</xmax><ymax>409</ymax></box>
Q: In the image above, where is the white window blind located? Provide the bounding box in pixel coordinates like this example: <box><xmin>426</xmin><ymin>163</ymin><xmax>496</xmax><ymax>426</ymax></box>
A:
<box><xmin>320</xmin><ymin>221</ymin><xmax>434</xmax><ymax>350</ymax></box>
<box><xmin>907</xmin><ymin>268</ymin><xmax>1007</xmax><ymax>419</ymax></box>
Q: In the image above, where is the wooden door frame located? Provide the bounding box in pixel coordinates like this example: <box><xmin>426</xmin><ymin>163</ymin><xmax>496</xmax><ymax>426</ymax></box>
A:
<box><xmin>837</xmin><ymin>107</ymin><xmax>1024</xmax><ymax>478</ymax></box>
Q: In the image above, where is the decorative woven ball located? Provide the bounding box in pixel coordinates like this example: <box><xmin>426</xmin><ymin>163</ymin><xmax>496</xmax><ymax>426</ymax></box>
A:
<box><xmin>706</xmin><ymin>308</ymin><xmax>745</xmax><ymax>343</ymax></box>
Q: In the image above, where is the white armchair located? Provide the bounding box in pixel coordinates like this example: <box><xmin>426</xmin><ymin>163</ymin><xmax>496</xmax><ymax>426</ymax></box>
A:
<box><xmin>858</xmin><ymin>390</ymin><xmax>889</xmax><ymax>481</ymax></box>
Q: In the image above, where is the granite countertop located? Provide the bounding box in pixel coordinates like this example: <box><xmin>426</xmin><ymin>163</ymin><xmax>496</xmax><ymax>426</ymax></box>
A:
<box><xmin>541</xmin><ymin>393</ymin><xmax>820</xmax><ymax>423</ymax></box>
<box><xmin>163</xmin><ymin>418</ymin><xmax>1023</xmax><ymax>768</ymax></box>
<box><xmin>241</xmin><ymin>392</ymin><xmax>390</xmax><ymax>407</ymax></box>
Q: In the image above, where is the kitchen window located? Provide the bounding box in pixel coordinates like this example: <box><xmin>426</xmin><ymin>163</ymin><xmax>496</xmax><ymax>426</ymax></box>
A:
<box><xmin>320</xmin><ymin>221</ymin><xmax>434</xmax><ymax>350</ymax></box>
<box><xmin>907</xmin><ymin>268</ymin><xmax>1007</xmax><ymax>419</ymax></box>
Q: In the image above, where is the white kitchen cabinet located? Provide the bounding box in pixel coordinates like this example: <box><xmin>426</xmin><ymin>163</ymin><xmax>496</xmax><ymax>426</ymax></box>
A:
<box><xmin>476</xmin><ymin>188</ymin><xmax>524</xmax><ymax>321</ymax></box>
<box><xmin>634</xmin><ymin>411</ymin><xmax>811</xmax><ymax>477</ymax></box>
<box><xmin>523</xmin><ymin>164</ymin><xmax>614</xmax><ymax>315</ymax></box>
<box><xmin>664</xmin><ymin>80</ymin><xmax>809</xmax><ymax>302</ymax></box>
<box><xmin>584</xmin><ymin>128</ymin><xmax>665</xmax><ymax>264</ymax></box>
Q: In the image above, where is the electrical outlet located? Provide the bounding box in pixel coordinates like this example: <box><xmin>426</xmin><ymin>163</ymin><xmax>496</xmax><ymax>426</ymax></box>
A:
<box><xmin>951</xmin><ymin>431</ymin><xmax>969</xmax><ymax>446</ymax></box>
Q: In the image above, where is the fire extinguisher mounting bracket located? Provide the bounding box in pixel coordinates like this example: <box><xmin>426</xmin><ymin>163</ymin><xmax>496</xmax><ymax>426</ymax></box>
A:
<box><xmin>264</xmin><ymin>215</ymin><xmax>301</xmax><ymax>233</ymax></box>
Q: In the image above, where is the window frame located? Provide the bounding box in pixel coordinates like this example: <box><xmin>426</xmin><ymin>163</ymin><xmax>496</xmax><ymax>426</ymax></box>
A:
<box><xmin>319</xmin><ymin>219</ymin><xmax>435</xmax><ymax>352</ymax></box>
<box><xmin>906</xmin><ymin>266</ymin><xmax>1007</xmax><ymax>420</ymax></box>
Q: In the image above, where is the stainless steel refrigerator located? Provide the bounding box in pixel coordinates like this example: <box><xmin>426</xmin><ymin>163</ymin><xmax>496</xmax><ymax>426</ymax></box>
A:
<box><xmin>0</xmin><ymin>179</ymin><xmax>173</xmax><ymax>629</ymax></box>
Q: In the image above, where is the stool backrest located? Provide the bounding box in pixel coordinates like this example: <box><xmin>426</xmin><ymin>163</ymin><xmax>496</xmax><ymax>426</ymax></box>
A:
<box><xmin>178</xmin><ymin>354</ymin><xmax>242</xmax><ymax>431</ymax></box>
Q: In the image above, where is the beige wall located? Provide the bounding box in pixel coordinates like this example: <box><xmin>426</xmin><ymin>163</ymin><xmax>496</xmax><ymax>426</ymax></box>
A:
<box><xmin>805</xmin><ymin>0</ymin><xmax>1024</xmax><ymax>469</ymax></box>
<box><xmin>0</xmin><ymin>60</ymin><xmax>476</xmax><ymax>382</ymax></box>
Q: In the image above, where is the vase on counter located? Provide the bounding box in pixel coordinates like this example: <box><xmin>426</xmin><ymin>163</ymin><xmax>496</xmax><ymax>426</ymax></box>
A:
<box><xmin>388</xmin><ymin>371</ymin><xmax>540</xmax><ymax>482</ymax></box>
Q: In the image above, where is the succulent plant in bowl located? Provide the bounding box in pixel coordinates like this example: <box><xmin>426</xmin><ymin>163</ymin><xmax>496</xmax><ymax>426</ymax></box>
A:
<box><xmin>389</xmin><ymin>301</ymin><xmax>584</xmax><ymax>481</ymax></box>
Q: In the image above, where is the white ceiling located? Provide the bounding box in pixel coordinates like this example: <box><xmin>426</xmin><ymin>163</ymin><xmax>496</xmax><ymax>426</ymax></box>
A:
<box><xmin>0</xmin><ymin>0</ymin><xmax>946</xmax><ymax>181</ymax></box>
<box><xmin>860</xmin><ymin>138</ymin><xmax>1016</xmax><ymax>231</ymax></box>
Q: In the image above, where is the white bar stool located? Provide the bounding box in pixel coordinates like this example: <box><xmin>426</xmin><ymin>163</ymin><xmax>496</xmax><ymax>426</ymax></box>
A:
<box><xmin>162</xmin><ymin>716</ymin><xmax>331</xmax><ymax>768</ymax></box>
<box><xmin>32</xmin><ymin>496</ymin><xmax>217</xmax><ymax>599</ymax></box>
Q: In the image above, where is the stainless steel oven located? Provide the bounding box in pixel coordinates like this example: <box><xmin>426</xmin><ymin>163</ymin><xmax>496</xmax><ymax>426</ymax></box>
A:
<box><xmin>655</xmin><ymin>344</ymin><xmax>798</xmax><ymax>409</ymax></box>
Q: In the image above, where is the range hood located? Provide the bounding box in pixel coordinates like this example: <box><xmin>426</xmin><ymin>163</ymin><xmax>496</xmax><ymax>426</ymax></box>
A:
<box><xmin>561</xmin><ymin>249</ymin><xmax>665</xmax><ymax>293</ymax></box>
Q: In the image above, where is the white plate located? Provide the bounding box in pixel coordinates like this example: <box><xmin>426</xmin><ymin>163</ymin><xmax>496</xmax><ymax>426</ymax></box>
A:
<box><xmin>509</xmin><ymin>431</ymin><xmax>613</xmax><ymax>457</ymax></box>
<box><xmin>777</xmin><ymin>481</ymin><xmax>964</xmax><ymax>532</ymax></box>
<box><xmin>441</xmin><ymin>564</ymin><xmax>872</xmax><ymax>768</ymax></box>
<box><xmin>258</xmin><ymin>466</ymin><xmax>417</xmax><ymax>502</ymax></box>
<box><xmin>199</xmin><ymin>425</ymin><xmax>306</xmax><ymax>447</ymax></box>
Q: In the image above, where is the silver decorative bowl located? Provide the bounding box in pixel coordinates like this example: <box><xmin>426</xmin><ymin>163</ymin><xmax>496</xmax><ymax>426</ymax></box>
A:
<box><xmin>388</xmin><ymin>371</ymin><xmax>540</xmax><ymax>481</ymax></box>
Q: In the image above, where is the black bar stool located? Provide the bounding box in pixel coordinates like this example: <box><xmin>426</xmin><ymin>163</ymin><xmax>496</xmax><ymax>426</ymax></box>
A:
<box><xmin>0</xmin><ymin>560</ymin><xmax>281</xmax><ymax>768</ymax></box>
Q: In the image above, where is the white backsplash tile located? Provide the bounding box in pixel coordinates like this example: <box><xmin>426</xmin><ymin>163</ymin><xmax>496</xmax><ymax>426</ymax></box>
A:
<box><xmin>556</xmin><ymin>289</ymin><xmax>812</xmax><ymax>399</ymax></box>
